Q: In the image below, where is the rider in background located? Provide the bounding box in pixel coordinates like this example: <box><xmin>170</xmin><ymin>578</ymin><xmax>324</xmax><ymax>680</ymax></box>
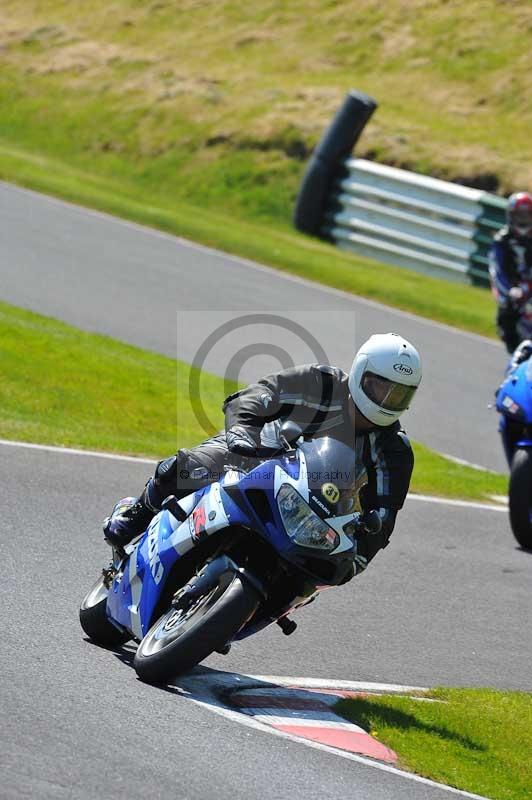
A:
<box><xmin>489</xmin><ymin>192</ymin><xmax>532</xmax><ymax>353</ymax></box>
<box><xmin>103</xmin><ymin>333</ymin><xmax>422</xmax><ymax>577</ymax></box>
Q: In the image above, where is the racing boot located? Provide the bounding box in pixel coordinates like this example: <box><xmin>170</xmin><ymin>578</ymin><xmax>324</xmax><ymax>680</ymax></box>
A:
<box><xmin>103</xmin><ymin>481</ymin><xmax>161</xmax><ymax>548</ymax></box>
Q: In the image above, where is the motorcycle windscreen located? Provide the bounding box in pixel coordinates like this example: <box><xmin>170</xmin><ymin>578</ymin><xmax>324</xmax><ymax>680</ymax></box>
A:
<box><xmin>297</xmin><ymin>436</ymin><xmax>364</xmax><ymax>517</ymax></box>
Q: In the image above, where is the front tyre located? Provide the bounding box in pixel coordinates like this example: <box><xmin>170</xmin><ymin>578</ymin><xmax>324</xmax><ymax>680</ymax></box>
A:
<box><xmin>134</xmin><ymin>571</ymin><xmax>260</xmax><ymax>684</ymax></box>
<box><xmin>509</xmin><ymin>448</ymin><xmax>532</xmax><ymax>550</ymax></box>
<box><xmin>80</xmin><ymin>574</ymin><xmax>131</xmax><ymax>648</ymax></box>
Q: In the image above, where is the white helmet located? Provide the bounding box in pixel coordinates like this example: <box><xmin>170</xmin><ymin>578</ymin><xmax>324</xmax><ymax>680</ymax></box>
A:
<box><xmin>348</xmin><ymin>333</ymin><xmax>422</xmax><ymax>426</ymax></box>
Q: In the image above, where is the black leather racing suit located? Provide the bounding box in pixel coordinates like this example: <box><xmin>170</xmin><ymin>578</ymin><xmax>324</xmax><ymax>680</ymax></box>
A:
<box><xmin>489</xmin><ymin>226</ymin><xmax>532</xmax><ymax>352</ymax></box>
<box><xmin>150</xmin><ymin>364</ymin><xmax>414</xmax><ymax>572</ymax></box>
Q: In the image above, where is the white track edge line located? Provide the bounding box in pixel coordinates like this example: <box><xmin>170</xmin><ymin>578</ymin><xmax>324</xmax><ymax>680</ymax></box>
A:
<box><xmin>0</xmin><ymin>438</ymin><xmax>157</xmax><ymax>465</ymax></box>
<box><xmin>441</xmin><ymin>453</ymin><xmax>500</xmax><ymax>475</ymax></box>
<box><xmin>0</xmin><ymin>438</ymin><xmax>506</xmax><ymax>511</ymax></box>
<box><xmin>249</xmin><ymin>676</ymin><xmax>429</xmax><ymax>692</ymax></box>
<box><xmin>244</xmin><ymin>715</ymin><xmax>365</xmax><ymax>731</ymax></box>
<box><xmin>181</xmin><ymin>677</ymin><xmax>490</xmax><ymax>800</ymax></box>
<box><xmin>407</xmin><ymin>493</ymin><xmax>507</xmax><ymax>513</ymax></box>
<box><xmin>1</xmin><ymin>180</ymin><xmax>499</xmax><ymax>348</ymax></box>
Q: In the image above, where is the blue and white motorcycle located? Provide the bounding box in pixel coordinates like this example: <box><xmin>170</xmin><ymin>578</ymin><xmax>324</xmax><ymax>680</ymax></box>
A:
<box><xmin>80</xmin><ymin>424</ymin><xmax>380</xmax><ymax>683</ymax></box>
<box><xmin>496</xmin><ymin>356</ymin><xmax>532</xmax><ymax>549</ymax></box>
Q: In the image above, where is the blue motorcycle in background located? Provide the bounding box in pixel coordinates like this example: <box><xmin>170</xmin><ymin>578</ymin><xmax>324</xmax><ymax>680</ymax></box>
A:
<box><xmin>80</xmin><ymin>424</ymin><xmax>379</xmax><ymax>683</ymax></box>
<box><xmin>496</xmin><ymin>355</ymin><xmax>532</xmax><ymax>549</ymax></box>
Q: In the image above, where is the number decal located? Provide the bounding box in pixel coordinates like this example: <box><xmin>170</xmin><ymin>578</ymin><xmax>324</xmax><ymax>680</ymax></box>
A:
<box><xmin>321</xmin><ymin>482</ymin><xmax>340</xmax><ymax>505</ymax></box>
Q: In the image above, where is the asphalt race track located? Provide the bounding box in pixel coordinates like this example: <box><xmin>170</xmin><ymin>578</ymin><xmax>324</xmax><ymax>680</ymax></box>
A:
<box><xmin>0</xmin><ymin>181</ymin><xmax>507</xmax><ymax>471</ymax></box>
<box><xmin>3</xmin><ymin>442</ymin><xmax>530</xmax><ymax>800</ymax></box>
<box><xmin>2</xmin><ymin>183</ymin><xmax>530</xmax><ymax>800</ymax></box>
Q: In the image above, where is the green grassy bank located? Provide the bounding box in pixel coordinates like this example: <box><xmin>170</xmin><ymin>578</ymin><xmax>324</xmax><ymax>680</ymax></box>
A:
<box><xmin>337</xmin><ymin>689</ymin><xmax>532</xmax><ymax>800</ymax></box>
<box><xmin>1</xmin><ymin>142</ymin><xmax>496</xmax><ymax>339</ymax></box>
<box><xmin>3</xmin><ymin>1</ymin><xmax>531</xmax><ymax>336</ymax></box>
<box><xmin>0</xmin><ymin>300</ymin><xmax>507</xmax><ymax>502</ymax></box>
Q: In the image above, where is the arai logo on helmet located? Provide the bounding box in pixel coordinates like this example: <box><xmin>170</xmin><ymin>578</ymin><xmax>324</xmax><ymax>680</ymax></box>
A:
<box><xmin>393</xmin><ymin>363</ymin><xmax>413</xmax><ymax>375</ymax></box>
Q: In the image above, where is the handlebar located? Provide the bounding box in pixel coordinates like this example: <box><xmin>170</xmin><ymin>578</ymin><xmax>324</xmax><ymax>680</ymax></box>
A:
<box><xmin>346</xmin><ymin>509</ymin><xmax>382</xmax><ymax>537</ymax></box>
<box><xmin>359</xmin><ymin>509</ymin><xmax>383</xmax><ymax>535</ymax></box>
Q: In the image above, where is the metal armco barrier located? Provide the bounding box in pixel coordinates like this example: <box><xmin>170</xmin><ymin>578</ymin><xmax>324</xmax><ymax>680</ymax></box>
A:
<box><xmin>325</xmin><ymin>159</ymin><xmax>506</xmax><ymax>285</ymax></box>
<box><xmin>294</xmin><ymin>92</ymin><xmax>507</xmax><ymax>287</ymax></box>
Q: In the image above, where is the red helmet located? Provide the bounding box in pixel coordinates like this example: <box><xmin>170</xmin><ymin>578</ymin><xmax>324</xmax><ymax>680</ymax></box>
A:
<box><xmin>507</xmin><ymin>192</ymin><xmax>532</xmax><ymax>238</ymax></box>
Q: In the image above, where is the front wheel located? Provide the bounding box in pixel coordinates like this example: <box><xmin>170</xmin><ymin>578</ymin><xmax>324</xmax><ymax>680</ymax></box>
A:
<box><xmin>509</xmin><ymin>448</ymin><xmax>532</xmax><ymax>550</ymax></box>
<box><xmin>134</xmin><ymin>571</ymin><xmax>260</xmax><ymax>684</ymax></box>
<box><xmin>80</xmin><ymin>574</ymin><xmax>131</xmax><ymax>648</ymax></box>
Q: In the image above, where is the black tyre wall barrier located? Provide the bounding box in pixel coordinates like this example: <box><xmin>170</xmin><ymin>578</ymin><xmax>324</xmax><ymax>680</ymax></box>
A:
<box><xmin>293</xmin><ymin>90</ymin><xmax>377</xmax><ymax>236</ymax></box>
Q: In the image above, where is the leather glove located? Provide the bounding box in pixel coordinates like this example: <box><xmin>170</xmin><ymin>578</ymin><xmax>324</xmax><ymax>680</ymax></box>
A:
<box><xmin>226</xmin><ymin>426</ymin><xmax>258</xmax><ymax>457</ymax></box>
<box><xmin>509</xmin><ymin>286</ymin><xmax>525</xmax><ymax>305</ymax></box>
<box><xmin>509</xmin><ymin>284</ymin><xmax>531</xmax><ymax>306</ymax></box>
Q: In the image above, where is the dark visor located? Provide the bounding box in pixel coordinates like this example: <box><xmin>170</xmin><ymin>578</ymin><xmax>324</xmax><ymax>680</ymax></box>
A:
<box><xmin>362</xmin><ymin>371</ymin><xmax>417</xmax><ymax>412</ymax></box>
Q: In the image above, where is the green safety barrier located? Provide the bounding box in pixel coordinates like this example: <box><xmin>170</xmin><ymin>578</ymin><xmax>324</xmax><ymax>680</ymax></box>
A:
<box><xmin>469</xmin><ymin>193</ymin><xmax>508</xmax><ymax>287</ymax></box>
<box><xmin>294</xmin><ymin>90</ymin><xmax>511</xmax><ymax>290</ymax></box>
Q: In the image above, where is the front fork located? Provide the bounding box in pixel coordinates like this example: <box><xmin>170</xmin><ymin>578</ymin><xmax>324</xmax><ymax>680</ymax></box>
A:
<box><xmin>498</xmin><ymin>415</ymin><xmax>527</xmax><ymax>467</ymax></box>
<box><xmin>172</xmin><ymin>554</ymin><xmax>267</xmax><ymax>611</ymax></box>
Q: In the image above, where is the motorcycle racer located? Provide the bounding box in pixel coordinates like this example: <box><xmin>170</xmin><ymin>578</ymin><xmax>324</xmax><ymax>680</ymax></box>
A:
<box><xmin>489</xmin><ymin>192</ymin><xmax>532</xmax><ymax>353</ymax></box>
<box><xmin>104</xmin><ymin>333</ymin><xmax>422</xmax><ymax>576</ymax></box>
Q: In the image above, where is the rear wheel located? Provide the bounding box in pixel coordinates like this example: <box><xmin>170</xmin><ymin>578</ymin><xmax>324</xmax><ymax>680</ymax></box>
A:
<box><xmin>134</xmin><ymin>571</ymin><xmax>260</xmax><ymax>684</ymax></box>
<box><xmin>79</xmin><ymin>574</ymin><xmax>131</xmax><ymax>648</ymax></box>
<box><xmin>509</xmin><ymin>448</ymin><xmax>532</xmax><ymax>550</ymax></box>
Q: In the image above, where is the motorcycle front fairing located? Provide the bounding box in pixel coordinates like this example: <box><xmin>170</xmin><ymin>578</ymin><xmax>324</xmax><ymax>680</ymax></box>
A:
<box><xmin>219</xmin><ymin>445</ymin><xmax>357</xmax><ymax>581</ymax></box>
<box><xmin>496</xmin><ymin>357</ymin><xmax>532</xmax><ymax>463</ymax></box>
<box><xmin>106</xmin><ymin>438</ymin><xmax>360</xmax><ymax>643</ymax></box>
<box><xmin>223</xmin><ymin>439</ymin><xmax>363</xmax><ymax>640</ymax></box>
<box><xmin>106</xmin><ymin>482</ymin><xmax>231</xmax><ymax>639</ymax></box>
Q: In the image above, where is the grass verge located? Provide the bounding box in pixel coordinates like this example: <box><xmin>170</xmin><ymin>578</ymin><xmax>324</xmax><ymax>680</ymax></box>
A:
<box><xmin>336</xmin><ymin>689</ymin><xmax>532</xmax><ymax>800</ymax></box>
<box><xmin>0</xmin><ymin>299</ymin><xmax>233</xmax><ymax>456</ymax></box>
<box><xmin>0</xmin><ymin>143</ymin><xmax>496</xmax><ymax>340</ymax></box>
<box><xmin>1</xmin><ymin>0</ymin><xmax>515</xmax><ymax>341</ymax></box>
<box><xmin>0</xmin><ymin>300</ymin><xmax>507</xmax><ymax>502</ymax></box>
<box><xmin>2</xmin><ymin>1</ymin><xmax>531</xmax><ymax>194</ymax></box>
